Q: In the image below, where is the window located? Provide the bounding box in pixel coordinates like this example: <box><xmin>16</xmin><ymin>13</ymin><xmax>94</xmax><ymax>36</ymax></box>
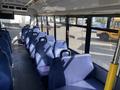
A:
<box><xmin>77</xmin><ymin>18</ymin><xmax>87</xmax><ymax>26</ymax></box>
<box><xmin>69</xmin><ymin>18</ymin><xmax>76</xmax><ymax>25</ymax></box>
<box><xmin>110</xmin><ymin>17</ymin><xmax>120</xmax><ymax>29</ymax></box>
<box><xmin>92</xmin><ymin>17</ymin><xmax>108</xmax><ymax>28</ymax></box>
<box><xmin>69</xmin><ymin>26</ymin><xmax>86</xmax><ymax>54</ymax></box>
<box><xmin>42</xmin><ymin>17</ymin><xmax>47</xmax><ymax>33</ymax></box>
<box><xmin>61</xmin><ymin>17</ymin><xmax>66</xmax><ymax>23</ymax></box>
<box><xmin>90</xmin><ymin>29</ymin><xmax>118</xmax><ymax>70</ymax></box>
<box><xmin>48</xmin><ymin>16</ymin><xmax>54</xmax><ymax>36</ymax></box>
<box><xmin>56</xmin><ymin>24</ymin><xmax>66</xmax><ymax>41</ymax></box>
<box><xmin>56</xmin><ymin>16</ymin><xmax>60</xmax><ymax>23</ymax></box>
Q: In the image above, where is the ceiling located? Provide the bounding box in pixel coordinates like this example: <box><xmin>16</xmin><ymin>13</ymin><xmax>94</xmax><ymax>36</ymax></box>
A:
<box><xmin>0</xmin><ymin>0</ymin><xmax>30</xmax><ymax>6</ymax></box>
<box><xmin>1</xmin><ymin>0</ymin><xmax>120</xmax><ymax>16</ymax></box>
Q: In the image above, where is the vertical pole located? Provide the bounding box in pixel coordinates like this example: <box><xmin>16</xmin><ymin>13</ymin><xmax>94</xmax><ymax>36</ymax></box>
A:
<box><xmin>104</xmin><ymin>35</ymin><xmax>120</xmax><ymax>90</ymax></box>
<box><xmin>46</xmin><ymin>16</ymin><xmax>49</xmax><ymax>35</ymax></box>
<box><xmin>107</xmin><ymin>17</ymin><xmax>111</xmax><ymax>28</ymax></box>
<box><xmin>54</xmin><ymin>16</ymin><xmax>56</xmax><ymax>41</ymax></box>
<box><xmin>66</xmin><ymin>16</ymin><xmax>69</xmax><ymax>48</ymax></box>
<box><xmin>36</xmin><ymin>15</ymin><xmax>39</xmax><ymax>26</ymax></box>
<box><xmin>76</xmin><ymin>17</ymin><xmax>78</xmax><ymax>25</ymax></box>
<box><xmin>85</xmin><ymin>16</ymin><xmax>92</xmax><ymax>53</ymax></box>
<box><xmin>60</xmin><ymin>16</ymin><xmax>61</xmax><ymax>23</ymax></box>
<box><xmin>29</xmin><ymin>16</ymin><xmax>32</xmax><ymax>25</ymax></box>
<box><xmin>41</xmin><ymin>16</ymin><xmax>43</xmax><ymax>32</ymax></box>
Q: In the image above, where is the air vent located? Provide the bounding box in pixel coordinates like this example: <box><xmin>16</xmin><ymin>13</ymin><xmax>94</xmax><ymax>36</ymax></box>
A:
<box><xmin>1</xmin><ymin>4</ymin><xmax>27</xmax><ymax>12</ymax></box>
<box><xmin>9</xmin><ymin>6</ymin><xmax>14</xmax><ymax>9</ymax></box>
<box><xmin>16</xmin><ymin>7</ymin><xmax>21</xmax><ymax>10</ymax></box>
<box><xmin>2</xmin><ymin>5</ymin><xmax>8</xmax><ymax>8</ymax></box>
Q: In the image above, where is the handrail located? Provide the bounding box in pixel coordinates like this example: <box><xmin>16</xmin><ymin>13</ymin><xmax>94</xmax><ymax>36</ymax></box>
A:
<box><xmin>104</xmin><ymin>31</ymin><xmax>120</xmax><ymax>90</ymax></box>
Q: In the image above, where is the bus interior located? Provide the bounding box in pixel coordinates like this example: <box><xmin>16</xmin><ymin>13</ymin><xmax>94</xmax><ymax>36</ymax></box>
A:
<box><xmin>0</xmin><ymin>0</ymin><xmax>120</xmax><ymax>90</ymax></box>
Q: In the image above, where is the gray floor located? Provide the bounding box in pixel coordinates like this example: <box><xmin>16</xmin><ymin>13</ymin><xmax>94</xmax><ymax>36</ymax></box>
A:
<box><xmin>12</xmin><ymin>45</ymin><xmax>45</xmax><ymax>90</ymax></box>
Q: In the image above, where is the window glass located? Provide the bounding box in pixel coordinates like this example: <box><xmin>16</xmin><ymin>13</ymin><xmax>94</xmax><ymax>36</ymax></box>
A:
<box><xmin>0</xmin><ymin>15</ymin><xmax>30</xmax><ymax>40</ymax></box>
<box><xmin>31</xmin><ymin>18</ymin><xmax>36</xmax><ymax>27</ymax></box>
<box><xmin>69</xmin><ymin>18</ymin><xmax>76</xmax><ymax>25</ymax></box>
<box><xmin>61</xmin><ymin>17</ymin><xmax>66</xmax><ymax>23</ymax></box>
<box><xmin>56</xmin><ymin>16</ymin><xmax>60</xmax><ymax>23</ymax></box>
<box><xmin>90</xmin><ymin>29</ymin><xmax>118</xmax><ymax>70</ymax></box>
<box><xmin>92</xmin><ymin>17</ymin><xmax>107</xmax><ymax>28</ymax></box>
<box><xmin>56</xmin><ymin>24</ymin><xmax>66</xmax><ymax>41</ymax></box>
<box><xmin>48</xmin><ymin>16</ymin><xmax>54</xmax><ymax>36</ymax></box>
<box><xmin>110</xmin><ymin>17</ymin><xmax>120</xmax><ymax>30</ymax></box>
<box><xmin>77</xmin><ymin>18</ymin><xmax>87</xmax><ymax>26</ymax></box>
<box><xmin>69</xmin><ymin>26</ymin><xmax>86</xmax><ymax>53</ymax></box>
<box><xmin>42</xmin><ymin>17</ymin><xmax>47</xmax><ymax>33</ymax></box>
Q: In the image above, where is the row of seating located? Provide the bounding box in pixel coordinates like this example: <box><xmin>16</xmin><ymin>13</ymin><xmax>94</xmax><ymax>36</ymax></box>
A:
<box><xmin>21</xmin><ymin>25</ymin><xmax>70</xmax><ymax>74</ymax></box>
<box><xmin>21</xmin><ymin>25</ymin><xmax>103</xmax><ymax>90</ymax></box>
<box><xmin>0</xmin><ymin>28</ymin><xmax>13</xmax><ymax>90</ymax></box>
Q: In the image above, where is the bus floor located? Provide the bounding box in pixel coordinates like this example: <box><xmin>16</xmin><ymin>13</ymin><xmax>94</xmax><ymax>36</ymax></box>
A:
<box><xmin>12</xmin><ymin>45</ymin><xmax>45</xmax><ymax>90</ymax></box>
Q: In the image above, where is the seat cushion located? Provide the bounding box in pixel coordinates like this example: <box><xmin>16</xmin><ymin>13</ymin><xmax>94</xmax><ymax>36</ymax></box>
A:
<box><xmin>55</xmin><ymin>86</ymin><xmax>93</xmax><ymax>90</ymax></box>
<box><xmin>70</xmin><ymin>78</ymin><xmax>104</xmax><ymax>90</ymax></box>
<box><xmin>55</xmin><ymin>78</ymin><xmax>104</xmax><ymax>90</ymax></box>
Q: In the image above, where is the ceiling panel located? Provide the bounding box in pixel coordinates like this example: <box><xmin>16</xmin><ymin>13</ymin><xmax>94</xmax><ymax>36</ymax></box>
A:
<box><xmin>29</xmin><ymin>0</ymin><xmax>120</xmax><ymax>15</ymax></box>
<box><xmin>0</xmin><ymin>0</ymin><xmax>30</xmax><ymax>6</ymax></box>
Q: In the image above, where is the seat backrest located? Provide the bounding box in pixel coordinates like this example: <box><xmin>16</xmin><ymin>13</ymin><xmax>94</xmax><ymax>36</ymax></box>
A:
<box><xmin>43</xmin><ymin>35</ymin><xmax>55</xmax><ymax>52</ymax></box>
<box><xmin>63</xmin><ymin>54</ymin><xmax>94</xmax><ymax>85</ymax></box>
<box><xmin>29</xmin><ymin>32</ymin><xmax>39</xmax><ymax>46</ymax></box>
<box><xmin>48</xmin><ymin>58</ymin><xmax>66</xmax><ymax>90</ymax></box>
<box><xmin>0</xmin><ymin>30</ymin><xmax>11</xmax><ymax>41</ymax></box>
<box><xmin>0</xmin><ymin>49</ymin><xmax>11</xmax><ymax>77</ymax></box>
<box><xmin>54</xmin><ymin>41</ymin><xmax>67</xmax><ymax>58</ymax></box>
<box><xmin>35</xmin><ymin>37</ymin><xmax>47</xmax><ymax>52</ymax></box>
<box><xmin>36</xmin><ymin>32</ymin><xmax>47</xmax><ymax>42</ymax></box>
<box><xmin>0</xmin><ymin>72</ymin><xmax>11</xmax><ymax>90</ymax></box>
<box><xmin>46</xmin><ymin>35</ymin><xmax>55</xmax><ymax>46</ymax></box>
<box><xmin>33</xmin><ymin>27</ymin><xmax>41</xmax><ymax>33</ymax></box>
<box><xmin>0</xmin><ymin>38</ymin><xmax>12</xmax><ymax>65</ymax></box>
<box><xmin>46</xmin><ymin>41</ymin><xmax>67</xmax><ymax>59</ymax></box>
<box><xmin>0</xmin><ymin>49</ymin><xmax>12</xmax><ymax>90</ymax></box>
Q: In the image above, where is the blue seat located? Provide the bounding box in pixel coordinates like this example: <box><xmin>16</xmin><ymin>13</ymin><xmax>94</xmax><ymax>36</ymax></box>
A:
<box><xmin>32</xmin><ymin>26</ymin><xmax>41</xmax><ymax>33</ymax></box>
<box><xmin>21</xmin><ymin>25</ymin><xmax>30</xmax><ymax>42</ymax></box>
<box><xmin>0</xmin><ymin>30</ymin><xmax>11</xmax><ymax>42</ymax></box>
<box><xmin>37</xmin><ymin>41</ymin><xmax>70</xmax><ymax>77</ymax></box>
<box><xmin>0</xmin><ymin>30</ymin><xmax>12</xmax><ymax>52</ymax></box>
<box><xmin>28</xmin><ymin>32</ymin><xmax>39</xmax><ymax>50</ymax></box>
<box><xmin>0</xmin><ymin>38</ymin><xmax>12</xmax><ymax>65</ymax></box>
<box><xmin>30</xmin><ymin>32</ymin><xmax>47</xmax><ymax>58</ymax></box>
<box><xmin>63</xmin><ymin>54</ymin><xmax>94</xmax><ymax>84</ymax></box>
<box><xmin>0</xmin><ymin>49</ymin><xmax>12</xmax><ymax>90</ymax></box>
<box><xmin>0</xmin><ymin>49</ymin><xmax>11</xmax><ymax>76</ymax></box>
<box><xmin>55</xmin><ymin>54</ymin><xmax>104</xmax><ymax>90</ymax></box>
<box><xmin>0</xmin><ymin>72</ymin><xmax>11</xmax><ymax>90</ymax></box>
<box><xmin>35</xmin><ymin>37</ymin><xmax>48</xmax><ymax>64</ymax></box>
<box><xmin>25</xmin><ymin>30</ymin><xmax>33</xmax><ymax>49</ymax></box>
<box><xmin>35</xmin><ymin>35</ymin><xmax>55</xmax><ymax>64</ymax></box>
<box><xmin>46</xmin><ymin>41</ymin><xmax>68</xmax><ymax>59</ymax></box>
<box><xmin>25</xmin><ymin>26</ymin><xmax>41</xmax><ymax>49</ymax></box>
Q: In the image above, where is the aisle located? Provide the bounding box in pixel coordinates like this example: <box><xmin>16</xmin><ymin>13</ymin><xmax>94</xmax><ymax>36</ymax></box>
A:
<box><xmin>12</xmin><ymin>45</ymin><xmax>45</xmax><ymax>90</ymax></box>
